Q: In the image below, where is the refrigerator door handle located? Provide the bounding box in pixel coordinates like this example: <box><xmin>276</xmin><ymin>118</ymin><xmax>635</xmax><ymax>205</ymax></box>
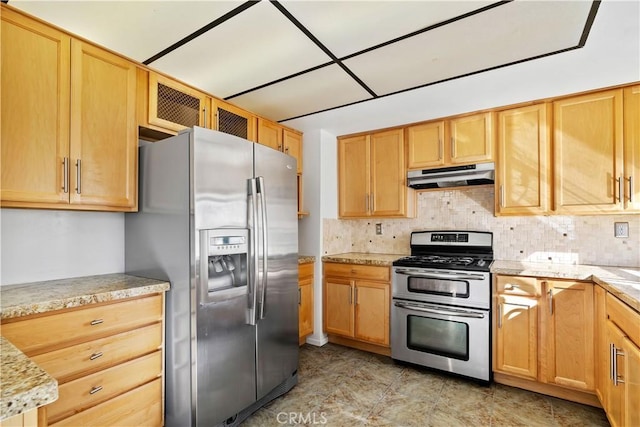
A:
<box><xmin>248</xmin><ymin>178</ymin><xmax>260</xmax><ymax>326</ymax></box>
<box><xmin>257</xmin><ymin>176</ymin><xmax>268</xmax><ymax>320</ymax></box>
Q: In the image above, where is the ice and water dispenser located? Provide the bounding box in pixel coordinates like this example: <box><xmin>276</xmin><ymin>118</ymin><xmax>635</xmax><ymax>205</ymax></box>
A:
<box><xmin>201</xmin><ymin>229</ymin><xmax>249</xmax><ymax>297</ymax></box>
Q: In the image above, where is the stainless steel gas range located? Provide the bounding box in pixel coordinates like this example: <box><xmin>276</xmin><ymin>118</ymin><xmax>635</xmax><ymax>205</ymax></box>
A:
<box><xmin>391</xmin><ymin>230</ymin><xmax>493</xmax><ymax>383</ymax></box>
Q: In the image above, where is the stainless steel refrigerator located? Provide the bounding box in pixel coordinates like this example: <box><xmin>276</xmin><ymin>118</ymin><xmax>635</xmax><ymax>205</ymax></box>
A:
<box><xmin>125</xmin><ymin>127</ymin><xmax>299</xmax><ymax>427</ymax></box>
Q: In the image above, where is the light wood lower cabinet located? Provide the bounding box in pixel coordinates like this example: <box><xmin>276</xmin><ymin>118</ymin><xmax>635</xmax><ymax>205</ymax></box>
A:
<box><xmin>298</xmin><ymin>262</ymin><xmax>314</xmax><ymax>345</ymax></box>
<box><xmin>0</xmin><ymin>294</ymin><xmax>164</xmax><ymax>427</ymax></box>
<box><xmin>0</xmin><ymin>410</ymin><xmax>37</xmax><ymax>427</ymax></box>
<box><xmin>493</xmin><ymin>275</ymin><xmax>596</xmax><ymax>404</ymax></box>
<box><xmin>323</xmin><ymin>263</ymin><xmax>390</xmax><ymax>355</ymax></box>
<box><xmin>599</xmin><ymin>291</ymin><xmax>640</xmax><ymax>427</ymax></box>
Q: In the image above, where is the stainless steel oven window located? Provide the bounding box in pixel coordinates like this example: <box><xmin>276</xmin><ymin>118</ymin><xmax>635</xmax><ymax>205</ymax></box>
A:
<box><xmin>407</xmin><ymin>277</ymin><xmax>470</xmax><ymax>298</ymax></box>
<box><xmin>406</xmin><ymin>315</ymin><xmax>469</xmax><ymax>361</ymax></box>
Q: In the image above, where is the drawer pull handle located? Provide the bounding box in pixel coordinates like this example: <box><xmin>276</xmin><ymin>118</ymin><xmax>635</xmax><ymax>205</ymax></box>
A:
<box><xmin>89</xmin><ymin>386</ymin><xmax>103</xmax><ymax>395</ymax></box>
<box><xmin>90</xmin><ymin>319</ymin><xmax>104</xmax><ymax>326</ymax></box>
<box><xmin>89</xmin><ymin>351</ymin><xmax>103</xmax><ymax>361</ymax></box>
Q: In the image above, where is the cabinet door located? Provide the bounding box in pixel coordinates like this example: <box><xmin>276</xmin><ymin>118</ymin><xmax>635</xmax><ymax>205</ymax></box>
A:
<box><xmin>624</xmin><ymin>85</ymin><xmax>640</xmax><ymax>211</ymax></box>
<box><xmin>370</xmin><ymin>129</ymin><xmax>406</xmax><ymax>216</ymax></box>
<box><xmin>449</xmin><ymin>112</ymin><xmax>493</xmax><ymax>164</ymax></box>
<box><xmin>406</xmin><ymin>121</ymin><xmax>446</xmax><ymax>168</ymax></box>
<box><xmin>495</xmin><ymin>295</ymin><xmax>538</xmax><ymax>380</ymax></box>
<box><xmin>496</xmin><ymin>104</ymin><xmax>550</xmax><ymax>215</ymax></box>
<box><xmin>148</xmin><ymin>73</ymin><xmax>209</xmax><ymax>133</ymax></box>
<box><xmin>283</xmin><ymin>129</ymin><xmax>303</xmax><ymax>175</ymax></box>
<box><xmin>354</xmin><ymin>281</ymin><xmax>389</xmax><ymax>346</ymax></box>
<box><xmin>1</xmin><ymin>8</ymin><xmax>70</xmax><ymax>206</ymax></box>
<box><xmin>553</xmin><ymin>90</ymin><xmax>624</xmax><ymax>214</ymax></box>
<box><xmin>542</xmin><ymin>280</ymin><xmax>595</xmax><ymax>391</ymax></box>
<box><xmin>624</xmin><ymin>335</ymin><xmax>640</xmax><ymax>427</ymax></box>
<box><xmin>212</xmin><ymin>99</ymin><xmax>256</xmax><ymax>142</ymax></box>
<box><xmin>594</xmin><ymin>285</ymin><xmax>608</xmax><ymax>404</ymax></box>
<box><xmin>323</xmin><ymin>278</ymin><xmax>354</xmax><ymax>337</ymax></box>
<box><xmin>338</xmin><ymin>135</ymin><xmax>370</xmax><ymax>217</ymax></box>
<box><xmin>257</xmin><ymin>118</ymin><xmax>283</xmax><ymax>151</ymax></box>
<box><xmin>298</xmin><ymin>279</ymin><xmax>314</xmax><ymax>340</ymax></box>
<box><xmin>69</xmin><ymin>40</ymin><xmax>137</xmax><ymax>210</ymax></box>
<box><xmin>606</xmin><ymin>320</ymin><xmax>626</xmax><ymax>427</ymax></box>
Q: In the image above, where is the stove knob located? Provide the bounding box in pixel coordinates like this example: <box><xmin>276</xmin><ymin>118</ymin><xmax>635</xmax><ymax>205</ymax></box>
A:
<box><xmin>477</xmin><ymin>259</ymin><xmax>486</xmax><ymax>267</ymax></box>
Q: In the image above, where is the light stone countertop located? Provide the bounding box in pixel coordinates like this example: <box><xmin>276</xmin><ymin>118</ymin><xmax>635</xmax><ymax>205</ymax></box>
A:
<box><xmin>298</xmin><ymin>255</ymin><xmax>316</xmax><ymax>264</ymax></box>
<box><xmin>1</xmin><ymin>273</ymin><xmax>170</xmax><ymax>320</ymax></box>
<box><xmin>491</xmin><ymin>260</ymin><xmax>640</xmax><ymax>312</ymax></box>
<box><xmin>0</xmin><ymin>273</ymin><xmax>170</xmax><ymax>420</ymax></box>
<box><xmin>322</xmin><ymin>252</ymin><xmax>407</xmax><ymax>267</ymax></box>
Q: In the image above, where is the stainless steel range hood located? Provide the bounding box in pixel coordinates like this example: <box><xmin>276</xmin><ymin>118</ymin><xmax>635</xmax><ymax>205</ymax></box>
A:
<box><xmin>407</xmin><ymin>162</ymin><xmax>495</xmax><ymax>189</ymax></box>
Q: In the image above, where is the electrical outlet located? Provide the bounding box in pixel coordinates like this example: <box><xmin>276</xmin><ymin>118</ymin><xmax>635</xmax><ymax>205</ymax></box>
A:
<box><xmin>375</xmin><ymin>223</ymin><xmax>383</xmax><ymax>235</ymax></box>
<box><xmin>614</xmin><ymin>222</ymin><xmax>629</xmax><ymax>238</ymax></box>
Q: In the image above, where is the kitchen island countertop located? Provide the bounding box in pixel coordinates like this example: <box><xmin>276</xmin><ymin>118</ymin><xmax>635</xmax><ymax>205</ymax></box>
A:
<box><xmin>0</xmin><ymin>273</ymin><xmax>170</xmax><ymax>420</ymax></box>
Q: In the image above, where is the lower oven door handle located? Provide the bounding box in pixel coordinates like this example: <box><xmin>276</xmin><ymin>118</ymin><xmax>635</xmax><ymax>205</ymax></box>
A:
<box><xmin>394</xmin><ymin>301</ymin><xmax>485</xmax><ymax>318</ymax></box>
<box><xmin>394</xmin><ymin>270</ymin><xmax>485</xmax><ymax>281</ymax></box>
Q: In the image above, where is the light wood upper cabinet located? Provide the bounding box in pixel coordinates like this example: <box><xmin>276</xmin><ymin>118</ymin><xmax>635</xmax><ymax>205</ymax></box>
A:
<box><xmin>496</xmin><ymin>104</ymin><xmax>551</xmax><ymax>215</ymax></box>
<box><xmin>1</xmin><ymin>8</ymin><xmax>71</xmax><ymax>206</ymax></box>
<box><xmin>406</xmin><ymin>121</ymin><xmax>446</xmax><ymax>169</ymax></box>
<box><xmin>553</xmin><ymin>89</ymin><xmax>624</xmax><ymax>214</ymax></box>
<box><xmin>338</xmin><ymin>129</ymin><xmax>414</xmax><ymax>218</ymax></box>
<box><xmin>212</xmin><ymin>99</ymin><xmax>256</xmax><ymax>142</ymax></box>
<box><xmin>338</xmin><ymin>135</ymin><xmax>370</xmax><ymax>217</ymax></box>
<box><xmin>146</xmin><ymin>72</ymin><xmax>209</xmax><ymax>133</ymax></box>
<box><xmin>283</xmin><ymin>129</ymin><xmax>303</xmax><ymax>175</ymax></box>
<box><xmin>449</xmin><ymin>112</ymin><xmax>494</xmax><ymax>164</ymax></box>
<box><xmin>541</xmin><ymin>280</ymin><xmax>595</xmax><ymax>391</ymax></box>
<box><xmin>69</xmin><ymin>40</ymin><xmax>137</xmax><ymax>209</ymax></box>
<box><xmin>257</xmin><ymin>118</ymin><xmax>283</xmax><ymax>151</ymax></box>
<box><xmin>623</xmin><ymin>85</ymin><xmax>640</xmax><ymax>211</ymax></box>
<box><xmin>407</xmin><ymin>113</ymin><xmax>493</xmax><ymax>170</ymax></box>
<box><xmin>1</xmin><ymin>8</ymin><xmax>137</xmax><ymax>211</ymax></box>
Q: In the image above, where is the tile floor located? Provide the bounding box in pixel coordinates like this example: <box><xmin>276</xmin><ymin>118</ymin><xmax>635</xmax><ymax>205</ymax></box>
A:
<box><xmin>243</xmin><ymin>343</ymin><xmax>609</xmax><ymax>427</ymax></box>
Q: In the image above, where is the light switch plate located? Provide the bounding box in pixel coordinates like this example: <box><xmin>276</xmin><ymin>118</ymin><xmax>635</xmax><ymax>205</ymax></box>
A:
<box><xmin>375</xmin><ymin>223</ymin><xmax>383</xmax><ymax>235</ymax></box>
<box><xmin>614</xmin><ymin>222</ymin><xmax>629</xmax><ymax>238</ymax></box>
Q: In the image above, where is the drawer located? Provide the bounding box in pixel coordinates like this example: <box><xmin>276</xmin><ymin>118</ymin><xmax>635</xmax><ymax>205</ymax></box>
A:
<box><xmin>496</xmin><ymin>275</ymin><xmax>540</xmax><ymax>297</ymax></box>
<box><xmin>47</xmin><ymin>351</ymin><xmax>162</xmax><ymax>424</ymax></box>
<box><xmin>32</xmin><ymin>322</ymin><xmax>162</xmax><ymax>383</ymax></box>
<box><xmin>49</xmin><ymin>377</ymin><xmax>162</xmax><ymax>427</ymax></box>
<box><xmin>606</xmin><ymin>292</ymin><xmax>640</xmax><ymax>347</ymax></box>
<box><xmin>299</xmin><ymin>262</ymin><xmax>314</xmax><ymax>281</ymax></box>
<box><xmin>2</xmin><ymin>294</ymin><xmax>162</xmax><ymax>355</ymax></box>
<box><xmin>324</xmin><ymin>262</ymin><xmax>389</xmax><ymax>282</ymax></box>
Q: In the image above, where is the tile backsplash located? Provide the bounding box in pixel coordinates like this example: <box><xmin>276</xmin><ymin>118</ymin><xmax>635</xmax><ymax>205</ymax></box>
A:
<box><xmin>323</xmin><ymin>187</ymin><xmax>640</xmax><ymax>268</ymax></box>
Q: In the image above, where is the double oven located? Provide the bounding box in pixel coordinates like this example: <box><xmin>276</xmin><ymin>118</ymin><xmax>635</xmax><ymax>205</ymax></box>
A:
<box><xmin>391</xmin><ymin>231</ymin><xmax>493</xmax><ymax>383</ymax></box>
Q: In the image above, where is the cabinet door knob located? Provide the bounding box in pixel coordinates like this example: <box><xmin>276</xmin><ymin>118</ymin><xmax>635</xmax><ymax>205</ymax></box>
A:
<box><xmin>89</xmin><ymin>385</ymin><xmax>103</xmax><ymax>395</ymax></box>
<box><xmin>90</xmin><ymin>319</ymin><xmax>104</xmax><ymax>326</ymax></box>
<box><xmin>89</xmin><ymin>351</ymin><xmax>103</xmax><ymax>361</ymax></box>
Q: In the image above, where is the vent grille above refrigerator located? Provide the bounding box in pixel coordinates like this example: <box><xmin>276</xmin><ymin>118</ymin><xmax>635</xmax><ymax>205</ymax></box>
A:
<box><xmin>157</xmin><ymin>83</ymin><xmax>201</xmax><ymax>127</ymax></box>
<box><xmin>218</xmin><ymin>108</ymin><xmax>248</xmax><ymax>140</ymax></box>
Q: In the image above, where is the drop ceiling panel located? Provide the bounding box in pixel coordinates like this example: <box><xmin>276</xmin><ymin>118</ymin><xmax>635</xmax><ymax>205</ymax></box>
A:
<box><xmin>281</xmin><ymin>0</ymin><xmax>495</xmax><ymax>58</ymax></box>
<box><xmin>149</xmin><ymin>1</ymin><xmax>332</xmax><ymax>98</ymax></box>
<box><xmin>8</xmin><ymin>1</ymin><xmax>243</xmax><ymax>62</ymax></box>
<box><xmin>229</xmin><ymin>65</ymin><xmax>372</xmax><ymax>122</ymax></box>
<box><xmin>344</xmin><ymin>1</ymin><xmax>594</xmax><ymax>96</ymax></box>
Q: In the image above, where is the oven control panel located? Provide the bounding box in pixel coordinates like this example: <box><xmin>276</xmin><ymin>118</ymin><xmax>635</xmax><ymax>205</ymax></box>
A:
<box><xmin>431</xmin><ymin>233</ymin><xmax>468</xmax><ymax>243</ymax></box>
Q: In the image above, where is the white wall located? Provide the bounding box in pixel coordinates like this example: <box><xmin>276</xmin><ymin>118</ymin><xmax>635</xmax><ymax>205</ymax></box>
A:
<box><xmin>0</xmin><ymin>209</ymin><xmax>124</xmax><ymax>285</ymax></box>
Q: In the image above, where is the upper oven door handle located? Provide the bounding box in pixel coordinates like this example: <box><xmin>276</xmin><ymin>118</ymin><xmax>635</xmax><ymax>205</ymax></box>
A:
<box><xmin>394</xmin><ymin>269</ymin><xmax>485</xmax><ymax>281</ymax></box>
<box><xmin>394</xmin><ymin>301</ymin><xmax>486</xmax><ymax>319</ymax></box>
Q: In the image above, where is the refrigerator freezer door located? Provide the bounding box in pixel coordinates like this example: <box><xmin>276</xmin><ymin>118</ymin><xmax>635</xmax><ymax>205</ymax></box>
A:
<box><xmin>192</xmin><ymin>128</ymin><xmax>257</xmax><ymax>425</ymax></box>
<box><xmin>254</xmin><ymin>143</ymin><xmax>299</xmax><ymax>400</ymax></box>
